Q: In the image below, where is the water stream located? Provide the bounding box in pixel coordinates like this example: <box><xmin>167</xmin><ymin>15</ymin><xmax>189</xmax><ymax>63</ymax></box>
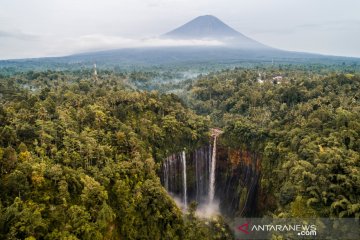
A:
<box><xmin>182</xmin><ymin>150</ymin><xmax>187</xmax><ymax>209</ymax></box>
<box><xmin>208</xmin><ymin>135</ymin><xmax>217</xmax><ymax>205</ymax></box>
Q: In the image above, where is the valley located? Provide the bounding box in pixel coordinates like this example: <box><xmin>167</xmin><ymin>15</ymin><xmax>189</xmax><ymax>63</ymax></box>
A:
<box><xmin>0</xmin><ymin>12</ymin><xmax>359</xmax><ymax>240</ymax></box>
<box><xmin>0</xmin><ymin>64</ymin><xmax>359</xmax><ymax>239</ymax></box>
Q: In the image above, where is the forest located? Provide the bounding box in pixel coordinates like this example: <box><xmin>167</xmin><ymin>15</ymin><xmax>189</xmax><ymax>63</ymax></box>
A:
<box><xmin>0</xmin><ymin>64</ymin><xmax>359</xmax><ymax>239</ymax></box>
<box><xmin>187</xmin><ymin>67</ymin><xmax>360</xmax><ymax>219</ymax></box>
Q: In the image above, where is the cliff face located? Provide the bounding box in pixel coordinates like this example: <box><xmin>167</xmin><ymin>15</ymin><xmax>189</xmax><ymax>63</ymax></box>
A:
<box><xmin>215</xmin><ymin>146</ymin><xmax>261</xmax><ymax>217</ymax></box>
<box><xmin>160</xmin><ymin>140</ymin><xmax>263</xmax><ymax>217</ymax></box>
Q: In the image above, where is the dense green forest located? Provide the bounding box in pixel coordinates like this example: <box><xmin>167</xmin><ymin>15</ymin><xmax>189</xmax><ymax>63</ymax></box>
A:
<box><xmin>188</xmin><ymin>68</ymin><xmax>360</xmax><ymax>218</ymax></box>
<box><xmin>0</xmin><ymin>71</ymin><xmax>231</xmax><ymax>239</ymax></box>
<box><xmin>0</xmin><ymin>65</ymin><xmax>359</xmax><ymax>239</ymax></box>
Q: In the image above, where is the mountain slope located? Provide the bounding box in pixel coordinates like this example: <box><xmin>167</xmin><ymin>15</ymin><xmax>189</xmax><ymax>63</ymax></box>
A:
<box><xmin>1</xmin><ymin>15</ymin><xmax>359</xmax><ymax>70</ymax></box>
<box><xmin>163</xmin><ymin>15</ymin><xmax>268</xmax><ymax>49</ymax></box>
<box><xmin>164</xmin><ymin>15</ymin><xmax>241</xmax><ymax>39</ymax></box>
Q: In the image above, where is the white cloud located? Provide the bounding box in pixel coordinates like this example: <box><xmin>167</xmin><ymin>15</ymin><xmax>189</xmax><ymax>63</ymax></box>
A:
<box><xmin>51</xmin><ymin>35</ymin><xmax>224</xmax><ymax>55</ymax></box>
<box><xmin>0</xmin><ymin>0</ymin><xmax>359</xmax><ymax>58</ymax></box>
<box><xmin>0</xmin><ymin>33</ymin><xmax>224</xmax><ymax>59</ymax></box>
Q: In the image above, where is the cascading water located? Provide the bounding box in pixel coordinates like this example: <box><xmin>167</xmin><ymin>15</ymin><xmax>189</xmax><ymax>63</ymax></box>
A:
<box><xmin>161</xmin><ymin>146</ymin><xmax>211</xmax><ymax>209</ymax></box>
<box><xmin>181</xmin><ymin>150</ymin><xmax>187</xmax><ymax>209</ymax></box>
<box><xmin>195</xmin><ymin>144</ymin><xmax>211</xmax><ymax>203</ymax></box>
<box><xmin>208</xmin><ymin>135</ymin><xmax>217</xmax><ymax>204</ymax></box>
<box><xmin>164</xmin><ymin>158</ymin><xmax>169</xmax><ymax>190</ymax></box>
<box><xmin>162</xmin><ymin>151</ymin><xmax>188</xmax><ymax>210</ymax></box>
<box><xmin>161</xmin><ymin>128</ymin><xmax>223</xmax><ymax>215</ymax></box>
<box><xmin>161</xmin><ymin>128</ymin><xmax>261</xmax><ymax>218</ymax></box>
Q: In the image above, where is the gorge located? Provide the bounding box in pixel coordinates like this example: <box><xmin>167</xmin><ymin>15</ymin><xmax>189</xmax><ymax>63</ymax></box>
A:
<box><xmin>160</xmin><ymin>129</ymin><xmax>261</xmax><ymax>218</ymax></box>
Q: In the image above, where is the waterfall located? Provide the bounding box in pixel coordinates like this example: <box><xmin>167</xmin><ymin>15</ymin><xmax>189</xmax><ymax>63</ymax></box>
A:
<box><xmin>182</xmin><ymin>151</ymin><xmax>187</xmax><ymax>209</ymax></box>
<box><xmin>161</xmin><ymin>128</ymin><xmax>222</xmax><ymax>214</ymax></box>
<box><xmin>195</xmin><ymin>144</ymin><xmax>211</xmax><ymax>204</ymax></box>
<box><xmin>164</xmin><ymin>158</ymin><xmax>169</xmax><ymax>190</ymax></box>
<box><xmin>208</xmin><ymin>135</ymin><xmax>217</xmax><ymax>204</ymax></box>
<box><xmin>161</xmin><ymin>135</ymin><xmax>261</xmax><ymax>218</ymax></box>
<box><xmin>162</xmin><ymin>151</ymin><xmax>188</xmax><ymax>209</ymax></box>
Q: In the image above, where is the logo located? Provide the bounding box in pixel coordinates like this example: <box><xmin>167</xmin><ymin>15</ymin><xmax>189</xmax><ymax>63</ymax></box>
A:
<box><xmin>234</xmin><ymin>218</ymin><xmax>359</xmax><ymax>240</ymax></box>
<box><xmin>237</xmin><ymin>222</ymin><xmax>251</xmax><ymax>234</ymax></box>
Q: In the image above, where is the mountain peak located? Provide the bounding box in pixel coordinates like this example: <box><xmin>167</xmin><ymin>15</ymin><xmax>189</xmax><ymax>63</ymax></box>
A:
<box><xmin>163</xmin><ymin>15</ymin><xmax>270</xmax><ymax>49</ymax></box>
<box><xmin>194</xmin><ymin>15</ymin><xmax>222</xmax><ymax>21</ymax></box>
<box><xmin>163</xmin><ymin>15</ymin><xmax>241</xmax><ymax>39</ymax></box>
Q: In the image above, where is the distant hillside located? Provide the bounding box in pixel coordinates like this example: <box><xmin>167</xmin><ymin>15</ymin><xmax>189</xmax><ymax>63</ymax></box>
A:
<box><xmin>0</xmin><ymin>15</ymin><xmax>360</xmax><ymax>72</ymax></box>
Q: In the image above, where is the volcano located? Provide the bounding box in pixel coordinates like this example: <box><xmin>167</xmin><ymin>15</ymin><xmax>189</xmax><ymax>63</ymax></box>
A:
<box><xmin>1</xmin><ymin>15</ymin><xmax>355</xmax><ymax>69</ymax></box>
<box><xmin>163</xmin><ymin>15</ymin><xmax>269</xmax><ymax>49</ymax></box>
<box><xmin>164</xmin><ymin>15</ymin><xmax>241</xmax><ymax>39</ymax></box>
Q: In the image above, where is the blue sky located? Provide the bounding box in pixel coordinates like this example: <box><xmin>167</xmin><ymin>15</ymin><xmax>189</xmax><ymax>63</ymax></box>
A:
<box><xmin>0</xmin><ymin>0</ymin><xmax>359</xmax><ymax>59</ymax></box>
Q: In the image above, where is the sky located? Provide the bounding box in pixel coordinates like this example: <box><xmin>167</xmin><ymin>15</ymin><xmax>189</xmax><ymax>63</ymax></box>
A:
<box><xmin>0</xmin><ymin>0</ymin><xmax>359</xmax><ymax>59</ymax></box>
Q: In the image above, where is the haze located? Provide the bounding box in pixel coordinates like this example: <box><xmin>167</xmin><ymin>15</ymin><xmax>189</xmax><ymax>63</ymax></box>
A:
<box><xmin>0</xmin><ymin>0</ymin><xmax>359</xmax><ymax>59</ymax></box>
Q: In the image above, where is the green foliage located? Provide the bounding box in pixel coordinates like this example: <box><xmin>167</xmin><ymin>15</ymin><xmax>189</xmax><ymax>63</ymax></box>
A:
<box><xmin>183</xmin><ymin>202</ymin><xmax>233</xmax><ymax>240</ymax></box>
<box><xmin>188</xmin><ymin>68</ymin><xmax>360</xmax><ymax>218</ymax></box>
<box><xmin>0</xmin><ymin>71</ymin><xmax>212</xmax><ymax>239</ymax></box>
<box><xmin>1</xmin><ymin>65</ymin><xmax>359</xmax><ymax>238</ymax></box>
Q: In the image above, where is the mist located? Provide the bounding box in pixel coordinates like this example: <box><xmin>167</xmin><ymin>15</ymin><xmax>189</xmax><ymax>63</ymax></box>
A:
<box><xmin>0</xmin><ymin>33</ymin><xmax>224</xmax><ymax>60</ymax></box>
<box><xmin>1</xmin><ymin>0</ymin><xmax>359</xmax><ymax>59</ymax></box>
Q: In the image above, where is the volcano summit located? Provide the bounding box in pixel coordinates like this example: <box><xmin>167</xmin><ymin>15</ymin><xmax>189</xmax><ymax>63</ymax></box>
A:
<box><xmin>163</xmin><ymin>15</ymin><xmax>269</xmax><ymax>49</ymax></box>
